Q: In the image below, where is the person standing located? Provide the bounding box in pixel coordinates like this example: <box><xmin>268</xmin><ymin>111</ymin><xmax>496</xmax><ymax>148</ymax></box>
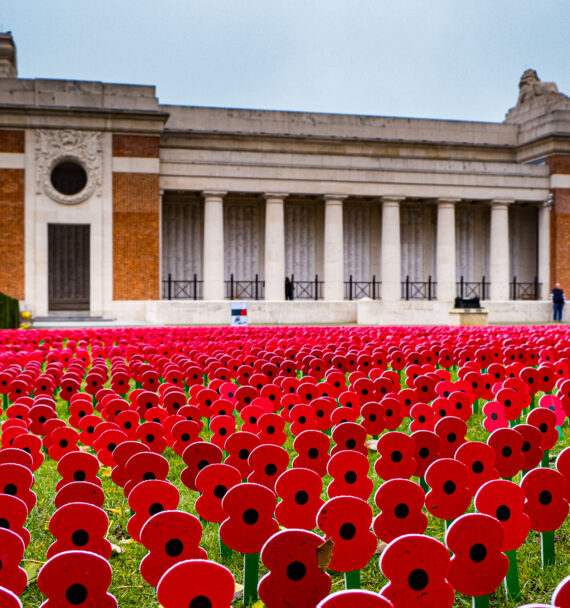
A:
<box><xmin>550</xmin><ymin>282</ymin><xmax>565</xmax><ymax>321</ymax></box>
<box><xmin>285</xmin><ymin>276</ymin><xmax>294</xmax><ymax>300</ymax></box>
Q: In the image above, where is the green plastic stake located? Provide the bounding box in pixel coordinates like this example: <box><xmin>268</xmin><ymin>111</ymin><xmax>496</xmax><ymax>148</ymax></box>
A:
<box><xmin>530</xmin><ymin>394</ymin><xmax>536</xmax><ymax>410</ymax></box>
<box><xmin>542</xmin><ymin>449</ymin><xmax>550</xmax><ymax>468</ymax></box>
<box><xmin>472</xmin><ymin>398</ymin><xmax>479</xmax><ymax>415</ymax></box>
<box><xmin>219</xmin><ymin>535</ymin><xmax>232</xmax><ymax>559</ymax></box>
<box><xmin>344</xmin><ymin>569</ymin><xmax>360</xmax><ymax>589</ymax></box>
<box><xmin>557</xmin><ymin>426</ymin><xmax>563</xmax><ymax>441</ymax></box>
<box><xmin>243</xmin><ymin>551</ymin><xmax>260</xmax><ymax>605</ymax></box>
<box><xmin>504</xmin><ymin>549</ymin><xmax>520</xmax><ymax>601</ymax></box>
<box><xmin>2</xmin><ymin>393</ymin><xmax>8</xmax><ymax>411</ymax></box>
<box><xmin>472</xmin><ymin>595</ymin><xmax>490</xmax><ymax>608</ymax></box>
<box><xmin>541</xmin><ymin>530</ymin><xmax>555</xmax><ymax>568</ymax></box>
<box><xmin>445</xmin><ymin>519</ymin><xmax>454</xmax><ymax>531</ymax></box>
<box><xmin>419</xmin><ymin>477</ymin><xmax>429</xmax><ymax>493</ymax></box>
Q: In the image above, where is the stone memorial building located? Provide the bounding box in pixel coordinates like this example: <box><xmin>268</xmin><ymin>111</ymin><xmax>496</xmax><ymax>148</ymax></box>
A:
<box><xmin>0</xmin><ymin>32</ymin><xmax>569</xmax><ymax>324</ymax></box>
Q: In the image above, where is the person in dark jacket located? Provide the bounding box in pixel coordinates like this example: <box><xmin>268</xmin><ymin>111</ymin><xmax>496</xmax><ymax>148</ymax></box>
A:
<box><xmin>550</xmin><ymin>282</ymin><xmax>565</xmax><ymax>321</ymax></box>
<box><xmin>285</xmin><ymin>276</ymin><xmax>294</xmax><ymax>300</ymax></box>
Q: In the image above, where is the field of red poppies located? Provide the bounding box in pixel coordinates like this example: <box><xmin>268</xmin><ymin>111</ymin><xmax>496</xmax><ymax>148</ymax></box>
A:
<box><xmin>1</xmin><ymin>325</ymin><xmax>570</xmax><ymax>608</ymax></box>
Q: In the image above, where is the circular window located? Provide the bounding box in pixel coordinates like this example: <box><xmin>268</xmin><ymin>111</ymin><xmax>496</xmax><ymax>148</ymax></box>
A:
<box><xmin>50</xmin><ymin>161</ymin><xmax>87</xmax><ymax>196</ymax></box>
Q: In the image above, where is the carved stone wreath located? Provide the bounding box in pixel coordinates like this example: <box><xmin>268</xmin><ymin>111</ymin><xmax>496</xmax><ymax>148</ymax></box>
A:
<box><xmin>35</xmin><ymin>129</ymin><xmax>102</xmax><ymax>205</ymax></box>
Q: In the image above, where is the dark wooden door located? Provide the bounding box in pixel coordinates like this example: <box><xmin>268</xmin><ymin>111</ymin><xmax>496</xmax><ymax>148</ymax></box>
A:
<box><xmin>48</xmin><ymin>224</ymin><xmax>90</xmax><ymax>311</ymax></box>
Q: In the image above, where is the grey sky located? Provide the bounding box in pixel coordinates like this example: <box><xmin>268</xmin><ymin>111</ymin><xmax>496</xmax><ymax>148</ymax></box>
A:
<box><xmin>3</xmin><ymin>0</ymin><xmax>569</xmax><ymax>122</ymax></box>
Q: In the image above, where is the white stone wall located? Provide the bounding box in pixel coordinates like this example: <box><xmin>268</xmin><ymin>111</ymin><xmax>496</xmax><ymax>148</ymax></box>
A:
<box><xmin>161</xmin><ymin>194</ymin><xmax>203</xmax><ymax>281</ymax></box>
<box><xmin>400</xmin><ymin>203</ymin><xmax>436</xmax><ymax>282</ymax></box>
<box><xmin>455</xmin><ymin>204</ymin><xmax>490</xmax><ymax>283</ymax></box>
<box><xmin>285</xmin><ymin>200</ymin><xmax>322</xmax><ymax>281</ymax></box>
<box><xmin>224</xmin><ymin>198</ymin><xmax>263</xmax><ymax>281</ymax></box>
<box><xmin>509</xmin><ymin>204</ymin><xmax>538</xmax><ymax>283</ymax></box>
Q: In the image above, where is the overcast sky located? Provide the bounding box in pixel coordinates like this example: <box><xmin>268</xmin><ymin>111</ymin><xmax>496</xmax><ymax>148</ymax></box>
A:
<box><xmin>3</xmin><ymin>0</ymin><xmax>569</xmax><ymax>123</ymax></box>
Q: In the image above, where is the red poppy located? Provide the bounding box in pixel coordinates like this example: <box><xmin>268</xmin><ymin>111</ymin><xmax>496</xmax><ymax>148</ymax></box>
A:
<box><xmin>180</xmin><ymin>442</ymin><xmax>223</xmax><ymax>492</ymax></box>
<box><xmin>259</xmin><ymin>529</ymin><xmax>331</xmax><ymax>608</ymax></box>
<box><xmin>379</xmin><ymin>396</ymin><xmax>404</xmax><ymax>431</ymax></box>
<box><xmin>317</xmin><ymin>495</ymin><xmax>377</xmax><ymax>572</ymax></box>
<box><xmin>330</xmin><ymin>405</ymin><xmax>360</xmax><ymax>426</ymax></box>
<box><xmin>77</xmin><ymin>414</ymin><xmax>104</xmax><ymax>447</ymax></box>
<box><xmin>424</xmin><ymin>458</ymin><xmax>471</xmax><ymax>521</ymax></box>
<box><xmin>275</xmin><ymin>467</ymin><xmax>324</xmax><ymax>530</ymax></box>
<box><xmin>257</xmin><ymin>412</ymin><xmax>287</xmax><ymax>446</ymax></box>
<box><xmin>331</xmin><ymin>422</ymin><xmax>367</xmax><ymax>456</ymax></box>
<box><xmin>521</xmin><ymin>467</ymin><xmax>569</xmax><ymax>532</ymax></box>
<box><xmin>113</xmin><ymin>410</ymin><xmax>139</xmax><ymax>441</ymax></box>
<box><xmin>317</xmin><ymin>589</ymin><xmax>394</xmax><ymax>607</ymax></box>
<box><xmin>219</xmin><ymin>482</ymin><xmax>279</xmax><ymax>554</ymax></box>
<box><xmin>28</xmin><ymin>403</ymin><xmax>56</xmax><ymax>435</ymax></box>
<box><xmin>170</xmin><ymin>419</ymin><xmax>201</xmax><ymax>456</ymax></box>
<box><xmin>37</xmin><ymin>550</ymin><xmax>117</xmax><ymax>608</ymax></box>
<box><xmin>380</xmin><ymin>533</ymin><xmax>454</xmax><ymax>607</ymax></box>
<box><xmin>292</xmin><ymin>430</ymin><xmax>331</xmax><ymax>478</ymax></box>
<box><xmin>556</xmin><ymin>447</ymin><xmax>570</xmax><ymax>502</ymax></box>
<box><xmin>409</xmin><ymin>402</ymin><xmax>435</xmax><ymax>433</ymax></box>
<box><xmin>552</xmin><ymin>575</ymin><xmax>570</xmax><ymax>608</ymax></box>
<box><xmin>94</xmin><ymin>428</ymin><xmax>128</xmax><ymax>467</ymax></box>
<box><xmin>156</xmin><ymin>559</ymin><xmax>235</xmax><ymax>608</ymax></box>
<box><xmin>10</xmin><ymin>433</ymin><xmax>44</xmax><ymax>471</ymax></box>
<box><xmin>46</xmin><ymin>426</ymin><xmax>79</xmax><ymax>462</ymax></box>
<box><xmin>445</xmin><ymin>513</ymin><xmax>509</xmax><ymax>597</ymax></box>
<box><xmin>0</xmin><ymin>494</ymin><xmax>30</xmax><ymax>547</ymax></box>
<box><xmin>454</xmin><ymin>441</ymin><xmax>499</xmax><ymax>495</ymax></box>
<box><xmin>54</xmin><ymin>481</ymin><xmax>105</xmax><ymax>509</ymax></box>
<box><xmin>224</xmin><ymin>431</ymin><xmax>260</xmax><ymax>479</ymax></box>
<box><xmin>374</xmin><ymin>431</ymin><xmax>417</xmax><ymax>482</ymax></box>
<box><xmin>434</xmin><ymin>416</ymin><xmax>467</xmax><ymax>458</ymax></box>
<box><xmin>373</xmin><ymin>478</ymin><xmax>427</xmax><ymax>543</ymax></box>
<box><xmin>139</xmin><ymin>510</ymin><xmax>207</xmax><ymax>587</ymax></box>
<box><xmin>56</xmin><ymin>451</ymin><xmax>101</xmax><ymax>492</ymax></box>
<box><xmin>482</xmin><ymin>400</ymin><xmax>508</xmax><ymax>433</ymax></box>
<box><xmin>474</xmin><ymin>479</ymin><xmax>530</xmax><ymax>551</ymax></box>
<box><xmin>68</xmin><ymin>397</ymin><xmax>94</xmax><ymax>429</ymax></box>
<box><xmin>520</xmin><ymin>366</ymin><xmax>542</xmax><ymax>395</ymax></box>
<box><xmin>514</xmin><ymin>423</ymin><xmax>544</xmax><ymax>472</ymax></box>
<box><xmin>527</xmin><ymin>406</ymin><xmax>559</xmax><ymax>451</ymax></box>
<box><xmin>195</xmin><ymin>463</ymin><xmax>242</xmax><ymax>523</ymax></box>
<box><xmin>360</xmin><ymin>402</ymin><xmax>385</xmax><ymax>436</ymax></box>
<box><xmin>47</xmin><ymin>501</ymin><xmax>111</xmax><ymax>559</ymax></box>
<box><xmin>496</xmin><ymin>387</ymin><xmax>525</xmax><ymax>421</ymax></box>
<box><xmin>0</xmin><ymin>586</ymin><xmax>22</xmax><ymax>608</ymax></box>
<box><xmin>124</xmin><ymin>451</ymin><xmax>170</xmax><ymax>497</ymax></box>
<box><xmin>110</xmin><ymin>441</ymin><xmax>149</xmax><ymax>489</ymax></box>
<box><xmin>411</xmin><ymin>430</ymin><xmax>440</xmax><ymax>479</ymax></box>
<box><xmin>0</xmin><ymin>528</ymin><xmax>27</xmax><ymax>595</ymax></box>
<box><xmin>290</xmin><ymin>403</ymin><xmax>320</xmax><ymax>436</ymax></box>
<box><xmin>247</xmin><ymin>444</ymin><xmax>290</xmax><ymax>492</ymax></box>
<box><xmin>327</xmin><ymin>449</ymin><xmax>373</xmax><ymax>501</ymax></box>
<box><xmin>487</xmin><ymin>427</ymin><xmax>525</xmax><ymax>479</ymax></box>
<box><xmin>0</xmin><ymin>462</ymin><xmax>36</xmax><ymax>513</ymax></box>
<box><xmin>127</xmin><ymin>479</ymin><xmax>180</xmax><ymax>542</ymax></box>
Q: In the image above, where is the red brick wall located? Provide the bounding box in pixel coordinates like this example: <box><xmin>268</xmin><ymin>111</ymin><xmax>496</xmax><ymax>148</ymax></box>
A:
<box><xmin>0</xmin><ymin>169</ymin><xmax>25</xmax><ymax>299</ymax></box>
<box><xmin>112</xmin><ymin>172</ymin><xmax>160</xmax><ymax>300</ymax></box>
<box><xmin>113</xmin><ymin>135</ymin><xmax>160</xmax><ymax>158</ymax></box>
<box><xmin>548</xmin><ymin>155</ymin><xmax>570</xmax><ymax>291</ymax></box>
<box><xmin>0</xmin><ymin>130</ymin><xmax>24</xmax><ymax>154</ymax></box>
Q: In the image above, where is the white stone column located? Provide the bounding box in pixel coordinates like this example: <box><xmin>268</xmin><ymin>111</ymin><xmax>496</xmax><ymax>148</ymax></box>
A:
<box><xmin>538</xmin><ymin>198</ymin><xmax>552</xmax><ymax>300</ymax></box>
<box><xmin>264</xmin><ymin>192</ymin><xmax>287</xmax><ymax>300</ymax></box>
<box><xmin>323</xmin><ymin>194</ymin><xmax>346</xmax><ymax>300</ymax></box>
<box><xmin>202</xmin><ymin>190</ymin><xmax>226</xmax><ymax>300</ymax></box>
<box><xmin>436</xmin><ymin>198</ymin><xmax>459</xmax><ymax>302</ymax></box>
<box><xmin>381</xmin><ymin>196</ymin><xmax>405</xmax><ymax>301</ymax></box>
<box><xmin>489</xmin><ymin>199</ymin><xmax>513</xmax><ymax>300</ymax></box>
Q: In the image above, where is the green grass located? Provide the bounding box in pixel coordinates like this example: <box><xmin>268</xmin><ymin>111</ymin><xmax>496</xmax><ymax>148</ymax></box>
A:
<box><xmin>11</xmin><ymin>383</ymin><xmax>570</xmax><ymax>607</ymax></box>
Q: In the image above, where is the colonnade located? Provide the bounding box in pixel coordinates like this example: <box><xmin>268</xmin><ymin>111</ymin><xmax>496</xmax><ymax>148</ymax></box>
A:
<box><xmin>189</xmin><ymin>191</ymin><xmax>551</xmax><ymax>302</ymax></box>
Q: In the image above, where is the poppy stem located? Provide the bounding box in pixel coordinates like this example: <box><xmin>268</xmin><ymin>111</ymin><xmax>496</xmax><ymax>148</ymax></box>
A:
<box><xmin>541</xmin><ymin>530</ymin><xmax>555</xmax><ymax>568</ymax></box>
<box><xmin>542</xmin><ymin>449</ymin><xmax>550</xmax><ymax>468</ymax></box>
<box><xmin>530</xmin><ymin>394</ymin><xmax>536</xmax><ymax>410</ymax></box>
<box><xmin>504</xmin><ymin>549</ymin><xmax>520</xmax><ymax>601</ymax></box>
<box><xmin>2</xmin><ymin>393</ymin><xmax>7</xmax><ymax>410</ymax></box>
<box><xmin>419</xmin><ymin>477</ymin><xmax>429</xmax><ymax>493</ymax></box>
<box><xmin>344</xmin><ymin>569</ymin><xmax>361</xmax><ymax>589</ymax></box>
<box><xmin>219</xmin><ymin>534</ymin><xmax>232</xmax><ymax>559</ymax></box>
<box><xmin>472</xmin><ymin>399</ymin><xmax>479</xmax><ymax>415</ymax></box>
<box><xmin>243</xmin><ymin>551</ymin><xmax>260</xmax><ymax>605</ymax></box>
<box><xmin>472</xmin><ymin>594</ymin><xmax>489</xmax><ymax>608</ymax></box>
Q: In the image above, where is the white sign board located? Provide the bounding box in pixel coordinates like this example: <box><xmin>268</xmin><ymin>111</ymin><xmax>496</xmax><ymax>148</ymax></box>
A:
<box><xmin>231</xmin><ymin>301</ymin><xmax>248</xmax><ymax>326</ymax></box>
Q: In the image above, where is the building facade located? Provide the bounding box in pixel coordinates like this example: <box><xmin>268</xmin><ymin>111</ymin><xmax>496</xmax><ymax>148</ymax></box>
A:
<box><xmin>0</xmin><ymin>33</ymin><xmax>569</xmax><ymax>325</ymax></box>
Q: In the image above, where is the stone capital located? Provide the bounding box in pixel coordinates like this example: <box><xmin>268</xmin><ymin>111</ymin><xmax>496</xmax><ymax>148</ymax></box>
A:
<box><xmin>437</xmin><ymin>198</ymin><xmax>461</xmax><ymax>206</ymax></box>
<box><xmin>323</xmin><ymin>193</ymin><xmax>347</xmax><ymax>203</ymax></box>
<box><xmin>202</xmin><ymin>190</ymin><xmax>227</xmax><ymax>200</ymax></box>
<box><xmin>489</xmin><ymin>198</ymin><xmax>515</xmax><ymax>207</ymax></box>
<box><xmin>264</xmin><ymin>192</ymin><xmax>289</xmax><ymax>202</ymax></box>
<box><xmin>381</xmin><ymin>196</ymin><xmax>406</xmax><ymax>206</ymax></box>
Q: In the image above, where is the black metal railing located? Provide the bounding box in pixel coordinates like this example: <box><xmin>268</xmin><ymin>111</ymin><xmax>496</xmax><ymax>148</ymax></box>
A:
<box><xmin>401</xmin><ymin>275</ymin><xmax>436</xmax><ymax>300</ymax></box>
<box><xmin>511</xmin><ymin>276</ymin><xmax>540</xmax><ymax>300</ymax></box>
<box><xmin>456</xmin><ymin>276</ymin><xmax>490</xmax><ymax>300</ymax></box>
<box><xmin>290</xmin><ymin>274</ymin><xmax>324</xmax><ymax>300</ymax></box>
<box><xmin>344</xmin><ymin>275</ymin><xmax>381</xmax><ymax>300</ymax></box>
<box><xmin>163</xmin><ymin>273</ymin><xmax>203</xmax><ymax>300</ymax></box>
<box><xmin>225</xmin><ymin>274</ymin><xmax>265</xmax><ymax>300</ymax></box>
